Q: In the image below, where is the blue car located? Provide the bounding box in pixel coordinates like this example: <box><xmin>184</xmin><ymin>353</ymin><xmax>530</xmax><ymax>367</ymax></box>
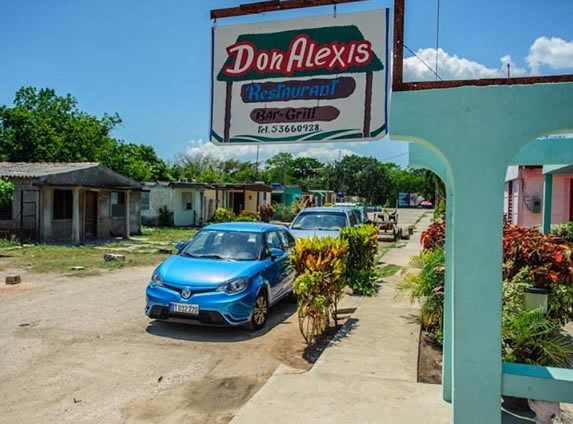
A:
<box><xmin>145</xmin><ymin>222</ymin><xmax>296</xmax><ymax>330</ymax></box>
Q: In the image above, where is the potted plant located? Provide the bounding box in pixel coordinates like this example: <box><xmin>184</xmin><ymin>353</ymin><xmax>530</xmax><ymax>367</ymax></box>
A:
<box><xmin>501</xmin><ymin>272</ymin><xmax>573</xmax><ymax>413</ymax></box>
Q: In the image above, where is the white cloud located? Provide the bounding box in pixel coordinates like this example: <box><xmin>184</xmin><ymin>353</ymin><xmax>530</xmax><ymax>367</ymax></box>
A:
<box><xmin>184</xmin><ymin>139</ymin><xmax>361</xmax><ymax>164</ymax></box>
<box><xmin>404</xmin><ymin>48</ymin><xmax>527</xmax><ymax>81</ymax></box>
<box><xmin>499</xmin><ymin>54</ymin><xmax>528</xmax><ymax>78</ymax></box>
<box><xmin>527</xmin><ymin>36</ymin><xmax>573</xmax><ymax>74</ymax></box>
<box><xmin>183</xmin><ymin>138</ymin><xmax>413</xmax><ymax>166</ymax></box>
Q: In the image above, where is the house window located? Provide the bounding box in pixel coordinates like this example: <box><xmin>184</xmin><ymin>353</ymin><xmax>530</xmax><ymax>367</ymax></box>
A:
<box><xmin>111</xmin><ymin>191</ymin><xmax>125</xmax><ymax>217</ymax></box>
<box><xmin>54</xmin><ymin>189</ymin><xmax>73</xmax><ymax>220</ymax></box>
<box><xmin>182</xmin><ymin>192</ymin><xmax>192</xmax><ymax>210</ymax></box>
<box><xmin>141</xmin><ymin>191</ymin><xmax>150</xmax><ymax>211</ymax></box>
<box><xmin>0</xmin><ymin>201</ymin><xmax>12</xmax><ymax>220</ymax></box>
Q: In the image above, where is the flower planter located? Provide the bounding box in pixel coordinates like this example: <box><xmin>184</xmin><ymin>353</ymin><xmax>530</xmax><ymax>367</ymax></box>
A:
<box><xmin>524</xmin><ymin>287</ymin><xmax>549</xmax><ymax>313</ymax></box>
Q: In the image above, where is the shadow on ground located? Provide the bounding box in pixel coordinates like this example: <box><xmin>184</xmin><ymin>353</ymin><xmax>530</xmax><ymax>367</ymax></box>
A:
<box><xmin>145</xmin><ymin>299</ymin><xmax>296</xmax><ymax>343</ymax></box>
<box><xmin>302</xmin><ymin>317</ymin><xmax>360</xmax><ymax>363</ymax></box>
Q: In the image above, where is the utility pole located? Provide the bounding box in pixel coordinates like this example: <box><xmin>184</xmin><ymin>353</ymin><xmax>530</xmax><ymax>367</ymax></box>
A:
<box><xmin>255</xmin><ymin>143</ymin><xmax>260</xmax><ymax>179</ymax></box>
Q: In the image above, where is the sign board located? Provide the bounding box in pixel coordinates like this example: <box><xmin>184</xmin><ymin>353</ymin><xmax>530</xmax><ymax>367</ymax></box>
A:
<box><xmin>211</xmin><ymin>9</ymin><xmax>390</xmax><ymax>145</ymax></box>
<box><xmin>398</xmin><ymin>192</ymin><xmax>421</xmax><ymax>207</ymax></box>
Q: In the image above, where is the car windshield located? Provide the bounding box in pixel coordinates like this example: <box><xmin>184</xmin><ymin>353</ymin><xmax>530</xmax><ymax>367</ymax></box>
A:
<box><xmin>291</xmin><ymin>212</ymin><xmax>347</xmax><ymax>230</ymax></box>
<box><xmin>181</xmin><ymin>230</ymin><xmax>262</xmax><ymax>261</ymax></box>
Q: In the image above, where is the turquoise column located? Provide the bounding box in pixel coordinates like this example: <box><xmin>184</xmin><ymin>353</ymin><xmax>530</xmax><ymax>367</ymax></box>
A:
<box><xmin>442</xmin><ymin>185</ymin><xmax>453</xmax><ymax>403</ymax></box>
<box><xmin>542</xmin><ymin>173</ymin><xmax>553</xmax><ymax>234</ymax></box>
<box><xmin>408</xmin><ymin>142</ymin><xmax>454</xmax><ymax>402</ymax></box>
<box><xmin>393</xmin><ymin>82</ymin><xmax>573</xmax><ymax>424</ymax></box>
<box><xmin>450</xmin><ymin>166</ymin><xmax>504</xmax><ymax>424</ymax></box>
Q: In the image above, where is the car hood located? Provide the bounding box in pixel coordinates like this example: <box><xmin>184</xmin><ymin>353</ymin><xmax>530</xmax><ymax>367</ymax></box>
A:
<box><xmin>156</xmin><ymin>255</ymin><xmax>262</xmax><ymax>289</ymax></box>
<box><xmin>289</xmin><ymin>229</ymin><xmax>340</xmax><ymax>239</ymax></box>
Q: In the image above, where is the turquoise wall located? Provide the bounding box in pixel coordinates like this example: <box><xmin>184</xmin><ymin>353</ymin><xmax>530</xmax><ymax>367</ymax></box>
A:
<box><xmin>392</xmin><ymin>82</ymin><xmax>573</xmax><ymax>424</ymax></box>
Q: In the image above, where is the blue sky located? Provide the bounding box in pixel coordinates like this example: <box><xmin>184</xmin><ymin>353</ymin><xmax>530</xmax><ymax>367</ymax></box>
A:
<box><xmin>2</xmin><ymin>0</ymin><xmax>572</xmax><ymax>166</ymax></box>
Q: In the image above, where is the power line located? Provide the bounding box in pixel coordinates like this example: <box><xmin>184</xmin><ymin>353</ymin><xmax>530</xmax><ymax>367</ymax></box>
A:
<box><xmin>378</xmin><ymin>152</ymin><xmax>408</xmax><ymax>162</ymax></box>
<box><xmin>404</xmin><ymin>43</ymin><xmax>443</xmax><ymax>81</ymax></box>
<box><xmin>435</xmin><ymin>0</ymin><xmax>441</xmax><ymax>81</ymax></box>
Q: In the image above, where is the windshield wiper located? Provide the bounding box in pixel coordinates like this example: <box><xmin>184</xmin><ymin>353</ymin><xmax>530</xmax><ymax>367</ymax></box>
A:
<box><xmin>188</xmin><ymin>253</ymin><xmax>233</xmax><ymax>260</ymax></box>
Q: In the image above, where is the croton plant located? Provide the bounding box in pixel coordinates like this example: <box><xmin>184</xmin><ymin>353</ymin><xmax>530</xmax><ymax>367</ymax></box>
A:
<box><xmin>420</xmin><ymin>221</ymin><xmax>573</xmax><ymax>288</ymax></box>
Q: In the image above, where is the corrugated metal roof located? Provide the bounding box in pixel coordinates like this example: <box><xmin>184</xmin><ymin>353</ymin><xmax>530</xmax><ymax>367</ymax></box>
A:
<box><xmin>0</xmin><ymin>162</ymin><xmax>99</xmax><ymax>178</ymax></box>
<box><xmin>0</xmin><ymin>162</ymin><xmax>142</xmax><ymax>189</ymax></box>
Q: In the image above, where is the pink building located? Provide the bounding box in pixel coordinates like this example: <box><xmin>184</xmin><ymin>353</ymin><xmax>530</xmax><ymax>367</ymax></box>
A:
<box><xmin>504</xmin><ymin>165</ymin><xmax>573</xmax><ymax>228</ymax></box>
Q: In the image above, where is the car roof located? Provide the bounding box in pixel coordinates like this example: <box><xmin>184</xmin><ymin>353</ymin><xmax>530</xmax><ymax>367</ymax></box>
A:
<box><xmin>204</xmin><ymin>222</ymin><xmax>286</xmax><ymax>233</ymax></box>
<box><xmin>298</xmin><ymin>207</ymin><xmax>350</xmax><ymax>213</ymax></box>
<box><xmin>333</xmin><ymin>202</ymin><xmax>361</xmax><ymax>206</ymax></box>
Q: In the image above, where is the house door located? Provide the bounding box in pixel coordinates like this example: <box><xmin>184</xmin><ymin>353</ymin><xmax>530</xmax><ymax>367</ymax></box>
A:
<box><xmin>232</xmin><ymin>192</ymin><xmax>244</xmax><ymax>215</ymax></box>
<box><xmin>85</xmin><ymin>191</ymin><xmax>98</xmax><ymax>239</ymax></box>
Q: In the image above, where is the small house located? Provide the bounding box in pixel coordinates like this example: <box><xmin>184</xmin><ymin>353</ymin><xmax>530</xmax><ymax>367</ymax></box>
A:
<box><xmin>504</xmin><ymin>165</ymin><xmax>573</xmax><ymax>227</ymax></box>
<box><xmin>142</xmin><ymin>181</ymin><xmax>272</xmax><ymax>226</ymax></box>
<box><xmin>0</xmin><ymin>162</ymin><xmax>142</xmax><ymax>243</ymax></box>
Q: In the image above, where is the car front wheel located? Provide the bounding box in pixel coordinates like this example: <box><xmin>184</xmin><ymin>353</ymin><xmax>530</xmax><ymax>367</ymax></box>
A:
<box><xmin>247</xmin><ymin>290</ymin><xmax>269</xmax><ymax>331</ymax></box>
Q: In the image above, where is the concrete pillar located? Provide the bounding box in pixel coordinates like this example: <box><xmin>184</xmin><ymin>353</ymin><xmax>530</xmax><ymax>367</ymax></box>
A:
<box><xmin>450</xmin><ymin>169</ymin><xmax>504</xmax><ymax>424</ymax></box>
<box><xmin>542</xmin><ymin>173</ymin><xmax>553</xmax><ymax>234</ymax></box>
<box><xmin>124</xmin><ymin>191</ymin><xmax>130</xmax><ymax>239</ymax></box>
<box><xmin>72</xmin><ymin>188</ymin><xmax>80</xmax><ymax>244</ymax></box>
<box><xmin>42</xmin><ymin>189</ymin><xmax>53</xmax><ymax>241</ymax></box>
<box><xmin>442</xmin><ymin>185</ymin><xmax>453</xmax><ymax>403</ymax></box>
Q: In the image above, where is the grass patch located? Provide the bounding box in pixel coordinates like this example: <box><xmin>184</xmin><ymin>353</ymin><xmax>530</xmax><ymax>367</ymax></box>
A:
<box><xmin>377</xmin><ymin>242</ymin><xmax>406</xmax><ymax>258</ymax></box>
<box><xmin>0</xmin><ymin>226</ymin><xmax>198</xmax><ymax>275</ymax></box>
<box><xmin>378</xmin><ymin>264</ymin><xmax>402</xmax><ymax>278</ymax></box>
<box><xmin>138</xmin><ymin>226</ymin><xmax>196</xmax><ymax>243</ymax></box>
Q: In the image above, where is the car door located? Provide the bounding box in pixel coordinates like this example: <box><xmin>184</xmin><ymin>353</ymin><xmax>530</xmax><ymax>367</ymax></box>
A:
<box><xmin>266</xmin><ymin>230</ymin><xmax>290</xmax><ymax>302</ymax></box>
<box><xmin>262</xmin><ymin>230</ymin><xmax>288</xmax><ymax>303</ymax></box>
<box><xmin>278</xmin><ymin>229</ymin><xmax>296</xmax><ymax>294</ymax></box>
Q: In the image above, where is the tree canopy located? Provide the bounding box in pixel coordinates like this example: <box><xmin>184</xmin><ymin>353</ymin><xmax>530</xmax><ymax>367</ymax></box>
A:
<box><xmin>0</xmin><ymin>87</ymin><xmax>443</xmax><ymax>202</ymax></box>
<box><xmin>0</xmin><ymin>87</ymin><xmax>171</xmax><ymax>181</ymax></box>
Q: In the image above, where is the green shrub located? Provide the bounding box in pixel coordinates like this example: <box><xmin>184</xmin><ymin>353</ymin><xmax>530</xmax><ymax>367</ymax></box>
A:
<box><xmin>551</xmin><ymin>221</ymin><xmax>573</xmax><ymax>244</ymax></box>
<box><xmin>234</xmin><ymin>210</ymin><xmax>258</xmax><ymax>222</ymax></box>
<box><xmin>340</xmin><ymin>224</ymin><xmax>379</xmax><ymax>296</ymax></box>
<box><xmin>158</xmin><ymin>205</ymin><xmax>173</xmax><ymax>226</ymax></box>
<box><xmin>290</xmin><ymin>236</ymin><xmax>348</xmax><ymax>344</ymax></box>
<box><xmin>271</xmin><ymin>202</ymin><xmax>300</xmax><ymax>222</ymax></box>
<box><xmin>210</xmin><ymin>208</ymin><xmax>235</xmax><ymax>223</ymax></box>
<box><xmin>502</xmin><ymin>308</ymin><xmax>573</xmax><ymax>367</ymax></box>
<box><xmin>398</xmin><ymin>247</ymin><xmax>445</xmax><ymax>344</ymax></box>
<box><xmin>506</xmin><ymin>266</ymin><xmax>573</xmax><ymax>326</ymax></box>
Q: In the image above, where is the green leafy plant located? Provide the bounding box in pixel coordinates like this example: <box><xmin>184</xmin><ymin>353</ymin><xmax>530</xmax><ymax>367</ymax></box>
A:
<box><xmin>551</xmin><ymin>221</ymin><xmax>573</xmax><ymax>244</ymax></box>
<box><xmin>271</xmin><ymin>202</ymin><xmax>295</xmax><ymax>222</ymax></box>
<box><xmin>290</xmin><ymin>236</ymin><xmax>348</xmax><ymax>344</ymax></box>
<box><xmin>502</xmin><ymin>308</ymin><xmax>573</xmax><ymax>367</ymax></box>
<box><xmin>340</xmin><ymin>224</ymin><xmax>379</xmax><ymax>296</ymax></box>
<box><xmin>157</xmin><ymin>205</ymin><xmax>173</xmax><ymax>227</ymax></box>
<box><xmin>210</xmin><ymin>207</ymin><xmax>235</xmax><ymax>223</ymax></box>
<box><xmin>432</xmin><ymin>197</ymin><xmax>446</xmax><ymax>222</ymax></box>
<box><xmin>398</xmin><ymin>247</ymin><xmax>445</xmax><ymax>344</ymax></box>
<box><xmin>233</xmin><ymin>210</ymin><xmax>258</xmax><ymax>222</ymax></box>
<box><xmin>0</xmin><ymin>178</ymin><xmax>15</xmax><ymax>205</ymax></box>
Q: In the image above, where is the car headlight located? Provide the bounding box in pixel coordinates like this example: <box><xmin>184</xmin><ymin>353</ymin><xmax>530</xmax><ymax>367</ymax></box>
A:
<box><xmin>217</xmin><ymin>277</ymin><xmax>248</xmax><ymax>293</ymax></box>
<box><xmin>150</xmin><ymin>270</ymin><xmax>164</xmax><ymax>287</ymax></box>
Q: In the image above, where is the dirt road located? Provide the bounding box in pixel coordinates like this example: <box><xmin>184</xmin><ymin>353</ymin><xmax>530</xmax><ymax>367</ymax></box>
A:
<box><xmin>0</xmin><ymin>266</ymin><xmax>309</xmax><ymax>423</ymax></box>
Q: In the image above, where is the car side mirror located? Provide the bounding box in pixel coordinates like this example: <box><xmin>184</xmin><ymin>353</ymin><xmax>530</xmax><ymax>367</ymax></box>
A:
<box><xmin>270</xmin><ymin>247</ymin><xmax>284</xmax><ymax>259</ymax></box>
<box><xmin>175</xmin><ymin>241</ymin><xmax>186</xmax><ymax>252</ymax></box>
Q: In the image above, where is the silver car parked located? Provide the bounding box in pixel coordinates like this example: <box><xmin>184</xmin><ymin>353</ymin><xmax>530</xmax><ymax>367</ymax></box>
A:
<box><xmin>289</xmin><ymin>207</ymin><xmax>358</xmax><ymax>239</ymax></box>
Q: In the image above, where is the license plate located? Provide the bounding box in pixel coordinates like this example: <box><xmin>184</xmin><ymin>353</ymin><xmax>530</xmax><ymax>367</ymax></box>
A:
<box><xmin>170</xmin><ymin>303</ymin><xmax>199</xmax><ymax>315</ymax></box>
